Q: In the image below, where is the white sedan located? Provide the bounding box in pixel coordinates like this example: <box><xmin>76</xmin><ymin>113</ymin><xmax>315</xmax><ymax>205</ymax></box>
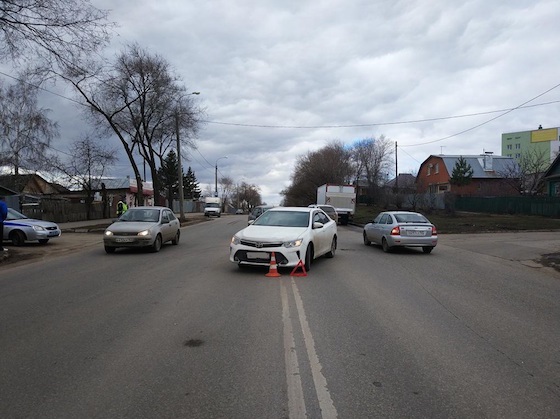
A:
<box><xmin>230</xmin><ymin>206</ymin><xmax>337</xmax><ymax>271</ymax></box>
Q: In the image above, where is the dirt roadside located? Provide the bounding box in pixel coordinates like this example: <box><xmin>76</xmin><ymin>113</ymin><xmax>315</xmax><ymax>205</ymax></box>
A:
<box><xmin>0</xmin><ymin>215</ymin><xmax>210</xmax><ymax>269</ymax></box>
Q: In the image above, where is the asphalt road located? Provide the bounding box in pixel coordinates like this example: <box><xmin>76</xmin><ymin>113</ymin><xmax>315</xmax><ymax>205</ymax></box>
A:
<box><xmin>1</xmin><ymin>216</ymin><xmax>559</xmax><ymax>418</ymax></box>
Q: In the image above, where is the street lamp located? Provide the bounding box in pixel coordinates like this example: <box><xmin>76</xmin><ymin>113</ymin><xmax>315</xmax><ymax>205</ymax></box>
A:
<box><xmin>215</xmin><ymin>156</ymin><xmax>228</xmax><ymax>197</ymax></box>
<box><xmin>176</xmin><ymin>91</ymin><xmax>201</xmax><ymax>222</ymax></box>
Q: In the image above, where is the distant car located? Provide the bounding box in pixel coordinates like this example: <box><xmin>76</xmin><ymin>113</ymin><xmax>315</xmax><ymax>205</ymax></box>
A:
<box><xmin>3</xmin><ymin>208</ymin><xmax>61</xmax><ymax>246</ymax></box>
<box><xmin>231</xmin><ymin>206</ymin><xmax>337</xmax><ymax>271</ymax></box>
<box><xmin>103</xmin><ymin>206</ymin><xmax>180</xmax><ymax>254</ymax></box>
<box><xmin>363</xmin><ymin>211</ymin><xmax>438</xmax><ymax>253</ymax></box>
<box><xmin>308</xmin><ymin>204</ymin><xmax>338</xmax><ymax>224</ymax></box>
<box><xmin>235</xmin><ymin>208</ymin><xmax>244</xmax><ymax>214</ymax></box>
<box><xmin>247</xmin><ymin>205</ymin><xmax>274</xmax><ymax>224</ymax></box>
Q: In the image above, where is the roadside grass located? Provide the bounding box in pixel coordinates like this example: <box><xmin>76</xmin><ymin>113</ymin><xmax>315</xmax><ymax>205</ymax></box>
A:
<box><xmin>353</xmin><ymin>205</ymin><xmax>558</xmax><ymax>234</ymax></box>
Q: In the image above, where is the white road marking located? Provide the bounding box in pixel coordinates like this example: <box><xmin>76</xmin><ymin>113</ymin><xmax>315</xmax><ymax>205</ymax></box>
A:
<box><xmin>281</xmin><ymin>282</ymin><xmax>307</xmax><ymax>418</ymax></box>
<box><xmin>281</xmin><ymin>278</ymin><xmax>338</xmax><ymax>418</ymax></box>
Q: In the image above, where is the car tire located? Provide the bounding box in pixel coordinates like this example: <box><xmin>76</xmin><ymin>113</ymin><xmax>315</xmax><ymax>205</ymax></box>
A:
<box><xmin>363</xmin><ymin>232</ymin><xmax>371</xmax><ymax>246</ymax></box>
<box><xmin>172</xmin><ymin>230</ymin><xmax>180</xmax><ymax>245</ymax></box>
<box><xmin>104</xmin><ymin>246</ymin><xmax>116</xmax><ymax>254</ymax></box>
<box><xmin>38</xmin><ymin>239</ymin><xmax>49</xmax><ymax>244</ymax></box>
<box><xmin>10</xmin><ymin>230</ymin><xmax>26</xmax><ymax>246</ymax></box>
<box><xmin>326</xmin><ymin>236</ymin><xmax>336</xmax><ymax>258</ymax></box>
<box><xmin>382</xmin><ymin>238</ymin><xmax>392</xmax><ymax>253</ymax></box>
<box><xmin>304</xmin><ymin>244</ymin><xmax>313</xmax><ymax>272</ymax></box>
<box><xmin>151</xmin><ymin>234</ymin><xmax>162</xmax><ymax>252</ymax></box>
<box><xmin>422</xmin><ymin>246</ymin><xmax>434</xmax><ymax>254</ymax></box>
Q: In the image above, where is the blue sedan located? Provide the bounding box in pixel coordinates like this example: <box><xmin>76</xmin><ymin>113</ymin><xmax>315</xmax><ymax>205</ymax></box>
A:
<box><xmin>3</xmin><ymin>208</ymin><xmax>61</xmax><ymax>246</ymax></box>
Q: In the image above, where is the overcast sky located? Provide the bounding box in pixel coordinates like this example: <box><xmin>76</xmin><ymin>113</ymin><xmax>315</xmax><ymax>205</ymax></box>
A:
<box><xmin>37</xmin><ymin>1</ymin><xmax>560</xmax><ymax>204</ymax></box>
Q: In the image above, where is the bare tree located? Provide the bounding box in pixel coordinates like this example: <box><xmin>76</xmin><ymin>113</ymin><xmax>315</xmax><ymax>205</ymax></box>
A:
<box><xmin>0</xmin><ymin>77</ymin><xmax>58</xmax><ymax>173</ymax></box>
<box><xmin>219</xmin><ymin>176</ymin><xmax>234</xmax><ymax>210</ymax></box>
<box><xmin>499</xmin><ymin>149</ymin><xmax>550</xmax><ymax>195</ymax></box>
<box><xmin>0</xmin><ymin>0</ymin><xmax>112</xmax><ymax>69</ymax></box>
<box><xmin>282</xmin><ymin>140</ymin><xmax>353</xmax><ymax>206</ymax></box>
<box><xmin>233</xmin><ymin>182</ymin><xmax>262</xmax><ymax>209</ymax></box>
<box><xmin>352</xmin><ymin>136</ymin><xmax>393</xmax><ymax>205</ymax></box>
<box><xmin>50</xmin><ymin>135</ymin><xmax>116</xmax><ymax>219</ymax></box>
<box><xmin>60</xmin><ymin>44</ymin><xmax>204</xmax><ymax>205</ymax></box>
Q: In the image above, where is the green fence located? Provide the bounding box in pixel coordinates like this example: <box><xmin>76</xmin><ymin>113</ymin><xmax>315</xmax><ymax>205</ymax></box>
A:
<box><xmin>455</xmin><ymin>196</ymin><xmax>560</xmax><ymax>217</ymax></box>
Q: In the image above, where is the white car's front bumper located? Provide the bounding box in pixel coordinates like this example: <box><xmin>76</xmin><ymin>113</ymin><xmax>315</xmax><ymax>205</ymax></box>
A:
<box><xmin>230</xmin><ymin>244</ymin><xmax>304</xmax><ymax>267</ymax></box>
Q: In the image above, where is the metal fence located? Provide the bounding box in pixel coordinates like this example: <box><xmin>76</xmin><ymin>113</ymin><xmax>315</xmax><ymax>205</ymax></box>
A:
<box><xmin>455</xmin><ymin>196</ymin><xmax>560</xmax><ymax>217</ymax></box>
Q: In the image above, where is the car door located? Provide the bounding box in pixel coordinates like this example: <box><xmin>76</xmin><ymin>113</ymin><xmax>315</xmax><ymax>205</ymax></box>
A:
<box><xmin>312</xmin><ymin>211</ymin><xmax>331</xmax><ymax>255</ymax></box>
<box><xmin>371</xmin><ymin>213</ymin><xmax>390</xmax><ymax>244</ymax></box>
<box><xmin>160</xmin><ymin>210</ymin><xmax>173</xmax><ymax>242</ymax></box>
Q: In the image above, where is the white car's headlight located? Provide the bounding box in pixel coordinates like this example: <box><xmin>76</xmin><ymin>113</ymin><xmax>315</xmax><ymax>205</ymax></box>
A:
<box><xmin>104</xmin><ymin>230</ymin><xmax>113</xmax><ymax>236</ymax></box>
<box><xmin>283</xmin><ymin>239</ymin><xmax>303</xmax><ymax>248</ymax></box>
<box><xmin>138</xmin><ymin>230</ymin><xmax>150</xmax><ymax>236</ymax></box>
<box><xmin>231</xmin><ymin>235</ymin><xmax>240</xmax><ymax>245</ymax></box>
<box><xmin>32</xmin><ymin>225</ymin><xmax>46</xmax><ymax>232</ymax></box>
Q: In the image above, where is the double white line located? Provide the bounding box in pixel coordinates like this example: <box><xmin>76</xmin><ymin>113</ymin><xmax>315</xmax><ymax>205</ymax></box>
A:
<box><xmin>281</xmin><ymin>278</ymin><xmax>338</xmax><ymax>419</ymax></box>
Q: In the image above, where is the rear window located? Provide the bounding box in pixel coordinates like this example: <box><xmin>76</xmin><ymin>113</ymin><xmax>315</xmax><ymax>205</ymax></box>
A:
<box><xmin>394</xmin><ymin>213</ymin><xmax>428</xmax><ymax>223</ymax></box>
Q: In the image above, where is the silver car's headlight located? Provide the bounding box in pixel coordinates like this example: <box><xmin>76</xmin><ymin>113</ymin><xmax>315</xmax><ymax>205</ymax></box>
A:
<box><xmin>104</xmin><ymin>230</ymin><xmax>113</xmax><ymax>236</ymax></box>
<box><xmin>138</xmin><ymin>230</ymin><xmax>150</xmax><ymax>236</ymax></box>
<box><xmin>32</xmin><ymin>225</ymin><xmax>46</xmax><ymax>232</ymax></box>
<box><xmin>283</xmin><ymin>239</ymin><xmax>303</xmax><ymax>248</ymax></box>
<box><xmin>231</xmin><ymin>235</ymin><xmax>240</xmax><ymax>245</ymax></box>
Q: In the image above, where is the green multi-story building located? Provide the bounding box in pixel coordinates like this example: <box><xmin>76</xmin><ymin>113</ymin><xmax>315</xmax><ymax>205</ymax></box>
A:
<box><xmin>501</xmin><ymin>126</ymin><xmax>560</xmax><ymax>163</ymax></box>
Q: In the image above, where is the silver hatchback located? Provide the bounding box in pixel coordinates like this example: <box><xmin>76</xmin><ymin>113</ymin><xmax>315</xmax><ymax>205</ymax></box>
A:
<box><xmin>103</xmin><ymin>206</ymin><xmax>180</xmax><ymax>253</ymax></box>
<box><xmin>363</xmin><ymin>211</ymin><xmax>438</xmax><ymax>253</ymax></box>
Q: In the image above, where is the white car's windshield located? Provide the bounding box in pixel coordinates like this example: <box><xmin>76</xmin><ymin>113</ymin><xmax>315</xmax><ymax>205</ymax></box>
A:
<box><xmin>6</xmin><ymin>208</ymin><xmax>28</xmax><ymax>220</ymax></box>
<box><xmin>119</xmin><ymin>209</ymin><xmax>160</xmax><ymax>222</ymax></box>
<box><xmin>253</xmin><ymin>211</ymin><xmax>309</xmax><ymax>227</ymax></box>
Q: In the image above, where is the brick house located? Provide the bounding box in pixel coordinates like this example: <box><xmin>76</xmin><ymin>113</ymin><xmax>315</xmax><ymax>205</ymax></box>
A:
<box><xmin>416</xmin><ymin>154</ymin><xmax>519</xmax><ymax>196</ymax></box>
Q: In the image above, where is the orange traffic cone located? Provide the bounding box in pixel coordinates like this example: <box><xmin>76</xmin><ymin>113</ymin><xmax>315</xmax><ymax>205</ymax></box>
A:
<box><xmin>265</xmin><ymin>252</ymin><xmax>282</xmax><ymax>277</ymax></box>
<box><xmin>290</xmin><ymin>259</ymin><xmax>307</xmax><ymax>277</ymax></box>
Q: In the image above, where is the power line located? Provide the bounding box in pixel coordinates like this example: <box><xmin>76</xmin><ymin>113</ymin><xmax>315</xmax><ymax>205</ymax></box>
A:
<box><xmin>1</xmin><ymin>69</ymin><xmax>559</xmax><ymax>131</ymax></box>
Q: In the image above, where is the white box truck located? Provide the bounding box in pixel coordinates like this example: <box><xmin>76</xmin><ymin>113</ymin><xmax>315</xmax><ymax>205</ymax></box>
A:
<box><xmin>316</xmin><ymin>184</ymin><xmax>356</xmax><ymax>225</ymax></box>
<box><xmin>204</xmin><ymin>197</ymin><xmax>222</xmax><ymax>217</ymax></box>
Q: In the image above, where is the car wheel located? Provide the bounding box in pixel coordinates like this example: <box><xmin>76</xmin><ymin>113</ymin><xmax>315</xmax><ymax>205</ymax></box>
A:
<box><xmin>151</xmin><ymin>234</ymin><xmax>162</xmax><ymax>252</ymax></box>
<box><xmin>38</xmin><ymin>239</ymin><xmax>49</xmax><ymax>244</ymax></box>
<box><xmin>363</xmin><ymin>231</ymin><xmax>371</xmax><ymax>246</ymax></box>
<box><xmin>10</xmin><ymin>230</ymin><xmax>26</xmax><ymax>246</ymax></box>
<box><xmin>326</xmin><ymin>236</ymin><xmax>336</xmax><ymax>258</ymax></box>
<box><xmin>382</xmin><ymin>238</ymin><xmax>392</xmax><ymax>253</ymax></box>
<box><xmin>104</xmin><ymin>246</ymin><xmax>116</xmax><ymax>254</ymax></box>
<box><xmin>304</xmin><ymin>244</ymin><xmax>313</xmax><ymax>272</ymax></box>
<box><xmin>172</xmin><ymin>230</ymin><xmax>180</xmax><ymax>245</ymax></box>
<box><xmin>422</xmin><ymin>246</ymin><xmax>433</xmax><ymax>254</ymax></box>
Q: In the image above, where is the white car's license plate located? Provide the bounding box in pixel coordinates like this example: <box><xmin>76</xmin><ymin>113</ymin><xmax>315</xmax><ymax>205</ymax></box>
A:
<box><xmin>246</xmin><ymin>252</ymin><xmax>266</xmax><ymax>259</ymax></box>
<box><xmin>407</xmin><ymin>230</ymin><xmax>425</xmax><ymax>236</ymax></box>
<box><xmin>48</xmin><ymin>232</ymin><xmax>59</xmax><ymax>237</ymax></box>
<box><xmin>115</xmin><ymin>238</ymin><xmax>134</xmax><ymax>243</ymax></box>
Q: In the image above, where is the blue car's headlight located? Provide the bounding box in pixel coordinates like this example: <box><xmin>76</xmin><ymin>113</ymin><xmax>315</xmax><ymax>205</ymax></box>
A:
<box><xmin>32</xmin><ymin>225</ymin><xmax>46</xmax><ymax>232</ymax></box>
<box><xmin>283</xmin><ymin>239</ymin><xmax>303</xmax><ymax>248</ymax></box>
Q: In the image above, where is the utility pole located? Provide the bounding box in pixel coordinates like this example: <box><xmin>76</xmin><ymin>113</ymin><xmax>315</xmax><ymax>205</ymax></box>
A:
<box><xmin>395</xmin><ymin>141</ymin><xmax>398</xmax><ymax>194</ymax></box>
<box><xmin>176</xmin><ymin>112</ymin><xmax>186</xmax><ymax>222</ymax></box>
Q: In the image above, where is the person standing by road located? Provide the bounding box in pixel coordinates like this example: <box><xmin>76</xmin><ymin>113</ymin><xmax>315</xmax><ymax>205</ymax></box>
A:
<box><xmin>0</xmin><ymin>196</ymin><xmax>8</xmax><ymax>252</ymax></box>
<box><xmin>116</xmin><ymin>199</ymin><xmax>128</xmax><ymax>217</ymax></box>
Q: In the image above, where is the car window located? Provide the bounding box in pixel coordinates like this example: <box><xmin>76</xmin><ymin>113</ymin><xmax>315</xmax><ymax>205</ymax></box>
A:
<box><xmin>373</xmin><ymin>214</ymin><xmax>382</xmax><ymax>224</ymax></box>
<box><xmin>166</xmin><ymin>210</ymin><xmax>177</xmax><ymax>221</ymax></box>
<box><xmin>379</xmin><ymin>214</ymin><xmax>389</xmax><ymax>224</ymax></box>
<box><xmin>162</xmin><ymin>212</ymin><xmax>170</xmax><ymax>223</ymax></box>
<box><xmin>394</xmin><ymin>213</ymin><xmax>428</xmax><ymax>223</ymax></box>
<box><xmin>385</xmin><ymin>214</ymin><xmax>394</xmax><ymax>224</ymax></box>
<box><xmin>254</xmin><ymin>211</ymin><xmax>309</xmax><ymax>227</ymax></box>
<box><xmin>313</xmin><ymin>212</ymin><xmax>329</xmax><ymax>224</ymax></box>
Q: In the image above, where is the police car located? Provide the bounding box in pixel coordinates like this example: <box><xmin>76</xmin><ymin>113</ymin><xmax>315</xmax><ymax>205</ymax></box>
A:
<box><xmin>3</xmin><ymin>208</ymin><xmax>61</xmax><ymax>246</ymax></box>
